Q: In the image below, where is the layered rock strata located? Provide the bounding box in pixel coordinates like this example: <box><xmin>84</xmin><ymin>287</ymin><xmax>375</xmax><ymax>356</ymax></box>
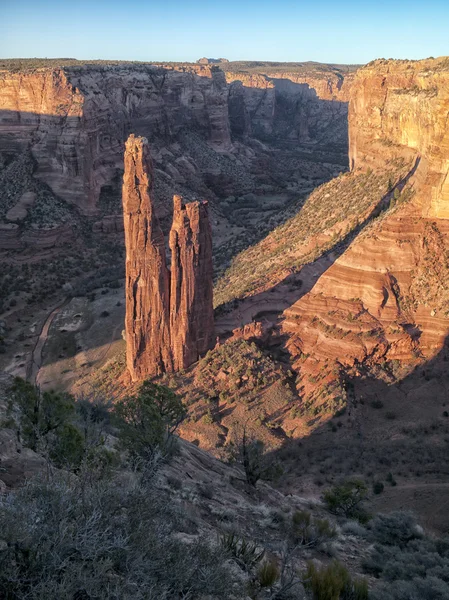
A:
<box><xmin>123</xmin><ymin>135</ymin><xmax>214</xmax><ymax>381</ymax></box>
<box><xmin>0</xmin><ymin>64</ymin><xmax>231</xmax><ymax>215</ymax></box>
<box><xmin>349</xmin><ymin>57</ymin><xmax>449</xmax><ymax>218</ymax></box>
<box><xmin>279</xmin><ymin>57</ymin><xmax>449</xmax><ymax>410</ymax></box>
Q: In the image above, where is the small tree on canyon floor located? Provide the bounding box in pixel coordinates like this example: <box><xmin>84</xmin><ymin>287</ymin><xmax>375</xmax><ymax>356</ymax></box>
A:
<box><xmin>114</xmin><ymin>380</ymin><xmax>186</xmax><ymax>461</ymax></box>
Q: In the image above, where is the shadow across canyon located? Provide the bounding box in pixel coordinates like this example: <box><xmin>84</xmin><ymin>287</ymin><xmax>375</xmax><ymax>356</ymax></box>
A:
<box><xmin>260</xmin><ymin>327</ymin><xmax>449</xmax><ymax>533</ymax></box>
<box><xmin>215</xmin><ymin>155</ymin><xmax>421</xmax><ymax>338</ymax></box>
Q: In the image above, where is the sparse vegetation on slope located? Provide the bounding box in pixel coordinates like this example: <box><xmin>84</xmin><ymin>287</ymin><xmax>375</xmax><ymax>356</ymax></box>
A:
<box><xmin>215</xmin><ymin>163</ymin><xmax>410</xmax><ymax>308</ymax></box>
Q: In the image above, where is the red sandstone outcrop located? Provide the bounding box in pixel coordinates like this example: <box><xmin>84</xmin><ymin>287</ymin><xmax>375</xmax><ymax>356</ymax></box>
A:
<box><xmin>279</xmin><ymin>57</ymin><xmax>449</xmax><ymax>406</ymax></box>
<box><xmin>123</xmin><ymin>135</ymin><xmax>214</xmax><ymax>381</ymax></box>
<box><xmin>170</xmin><ymin>195</ymin><xmax>214</xmax><ymax>370</ymax></box>
<box><xmin>123</xmin><ymin>135</ymin><xmax>172</xmax><ymax>380</ymax></box>
<box><xmin>349</xmin><ymin>57</ymin><xmax>449</xmax><ymax>218</ymax></box>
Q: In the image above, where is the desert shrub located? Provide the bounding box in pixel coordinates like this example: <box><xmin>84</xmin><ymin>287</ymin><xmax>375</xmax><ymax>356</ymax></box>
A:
<box><xmin>372</xmin><ymin>481</ymin><xmax>384</xmax><ymax>495</ymax></box>
<box><xmin>8</xmin><ymin>377</ymin><xmax>76</xmax><ymax>452</ymax></box>
<box><xmin>341</xmin><ymin>521</ymin><xmax>367</xmax><ymax>538</ymax></box>
<box><xmin>371</xmin><ymin>576</ymin><xmax>449</xmax><ymax>600</ymax></box>
<box><xmin>369</xmin><ymin>512</ymin><xmax>423</xmax><ymax>547</ymax></box>
<box><xmin>304</xmin><ymin>560</ymin><xmax>369</xmax><ymax>599</ymax></box>
<box><xmin>371</xmin><ymin>400</ymin><xmax>384</xmax><ymax>409</ymax></box>
<box><xmin>220</xmin><ymin>531</ymin><xmax>264</xmax><ymax>570</ymax></box>
<box><xmin>0</xmin><ymin>470</ymin><xmax>239</xmax><ymax>599</ymax></box>
<box><xmin>323</xmin><ymin>479</ymin><xmax>368</xmax><ymax>517</ymax></box>
<box><xmin>363</xmin><ymin>513</ymin><xmax>449</xmax><ymax>598</ymax></box>
<box><xmin>114</xmin><ymin>381</ymin><xmax>186</xmax><ymax>460</ymax></box>
<box><xmin>240</xmin><ymin>428</ymin><xmax>264</xmax><ymax>486</ymax></box>
<box><xmin>257</xmin><ymin>559</ymin><xmax>280</xmax><ymax>588</ymax></box>
<box><xmin>48</xmin><ymin>422</ymin><xmax>85</xmax><ymax>469</ymax></box>
<box><xmin>290</xmin><ymin>510</ymin><xmax>337</xmax><ymax>547</ymax></box>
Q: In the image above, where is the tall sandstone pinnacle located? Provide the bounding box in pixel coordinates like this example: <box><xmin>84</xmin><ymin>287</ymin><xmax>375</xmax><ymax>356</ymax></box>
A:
<box><xmin>123</xmin><ymin>135</ymin><xmax>172</xmax><ymax>380</ymax></box>
<box><xmin>122</xmin><ymin>135</ymin><xmax>214</xmax><ymax>381</ymax></box>
<box><xmin>170</xmin><ymin>195</ymin><xmax>214</xmax><ymax>371</ymax></box>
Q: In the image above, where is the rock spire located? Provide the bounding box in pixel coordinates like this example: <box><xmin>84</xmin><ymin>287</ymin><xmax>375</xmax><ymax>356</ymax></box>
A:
<box><xmin>122</xmin><ymin>135</ymin><xmax>214</xmax><ymax>381</ymax></box>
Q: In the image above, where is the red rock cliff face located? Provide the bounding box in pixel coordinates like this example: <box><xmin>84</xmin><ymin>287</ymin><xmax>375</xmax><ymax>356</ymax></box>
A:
<box><xmin>123</xmin><ymin>135</ymin><xmax>214</xmax><ymax>381</ymax></box>
<box><xmin>349</xmin><ymin>58</ymin><xmax>449</xmax><ymax>218</ymax></box>
<box><xmin>279</xmin><ymin>57</ymin><xmax>449</xmax><ymax>411</ymax></box>
<box><xmin>225</xmin><ymin>70</ymin><xmax>351</xmax><ymax>145</ymax></box>
<box><xmin>123</xmin><ymin>135</ymin><xmax>172</xmax><ymax>380</ymax></box>
<box><xmin>170</xmin><ymin>195</ymin><xmax>214</xmax><ymax>370</ymax></box>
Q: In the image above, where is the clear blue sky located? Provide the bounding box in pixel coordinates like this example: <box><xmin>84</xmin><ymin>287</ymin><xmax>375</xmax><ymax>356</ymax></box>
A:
<box><xmin>1</xmin><ymin>0</ymin><xmax>448</xmax><ymax>65</ymax></box>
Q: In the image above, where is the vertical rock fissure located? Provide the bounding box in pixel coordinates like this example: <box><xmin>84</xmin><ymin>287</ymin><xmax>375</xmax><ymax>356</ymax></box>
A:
<box><xmin>123</xmin><ymin>135</ymin><xmax>214</xmax><ymax>381</ymax></box>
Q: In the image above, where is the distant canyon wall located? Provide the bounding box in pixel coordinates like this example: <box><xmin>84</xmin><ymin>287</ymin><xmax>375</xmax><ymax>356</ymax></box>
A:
<box><xmin>0</xmin><ymin>64</ymin><xmax>231</xmax><ymax>216</ymax></box>
<box><xmin>225</xmin><ymin>70</ymin><xmax>351</xmax><ymax>145</ymax></box>
<box><xmin>349</xmin><ymin>57</ymin><xmax>449</xmax><ymax>218</ymax></box>
<box><xmin>0</xmin><ymin>64</ymin><xmax>352</xmax><ymax>223</ymax></box>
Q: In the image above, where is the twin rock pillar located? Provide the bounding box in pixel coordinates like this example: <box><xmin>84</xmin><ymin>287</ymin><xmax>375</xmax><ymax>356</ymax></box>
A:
<box><xmin>123</xmin><ymin>135</ymin><xmax>214</xmax><ymax>381</ymax></box>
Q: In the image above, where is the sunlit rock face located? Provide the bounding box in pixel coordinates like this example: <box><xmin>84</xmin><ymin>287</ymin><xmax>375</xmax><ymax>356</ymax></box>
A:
<box><xmin>349</xmin><ymin>57</ymin><xmax>449</xmax><ymax>218</ymax></box>
<box><xmin>170</xmin><ymin>195</ymin><xmax>214</xmax><ymax>371</ymax></box>
<box><xmin>280</xmin><ymin>58</ymin><xmax>449</xmax><ymax>404</ymax></box>
<box><xmin>123</xmin><ymin>135</ymin><xmax>172</xmax><ymax>381</ymax></box>
<box><xmin>122</xmin><ymin>135</ymin><xmax>214</xmax><ymax>381</ymax></box>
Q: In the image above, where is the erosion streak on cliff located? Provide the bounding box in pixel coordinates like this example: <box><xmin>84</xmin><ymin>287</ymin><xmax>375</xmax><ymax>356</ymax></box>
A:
<box><xmin>170</xmin><ymin>195</ymin><xmax>214</xmax><ymax>370</ymax></box>
<box><xmin>123</xmin><ymin>135</ymin><xmax>172</xmax><ymax>381</ymax></box>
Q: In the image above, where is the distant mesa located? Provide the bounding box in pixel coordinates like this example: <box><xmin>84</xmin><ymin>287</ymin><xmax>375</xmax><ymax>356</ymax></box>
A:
<box><xmin>196</xmin><ymin>57</ymin><xmax>229</xmax><ymax>65</ymax></box>
<box><xmin>122</xmin><ymin>134</ymin><xmax>214</xmax><ymax>381</ymax></box>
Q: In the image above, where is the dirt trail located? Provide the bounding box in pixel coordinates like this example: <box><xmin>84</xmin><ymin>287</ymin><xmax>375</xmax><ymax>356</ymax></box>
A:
<box><xmin>27</xmin><ymin>297</ymin><xmax>70</xmax><ymax>385</ymax></box>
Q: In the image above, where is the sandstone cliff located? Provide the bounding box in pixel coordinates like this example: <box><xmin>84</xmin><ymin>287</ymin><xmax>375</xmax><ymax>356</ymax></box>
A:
<box><xmin>281</xmin><ymin>57</ymin><xmax>449</xmax><ymax>412</ymax></box>
<box><xmin>123</xmin><ymin>135</ymin><xmax>214</xmax><ymax>381</ymax></box>
<box><xmin>215</xmin><ymin>57</ymin><xmax>449</xmax><ymax>422</ymax></box>
<box><xmin>123</xmin><ymin>135</ymin><xmax>172</xmax><ymax>380</ymax></box>
<box><xmin>170</xmin><ymin>195</ymin><xmax>214</xmax><ymax>370</ymax></box>
<box><xmin>225</xmin><ymin>70</ymin><xmax>349</xmax><ymax>145</ymax></box>
<box><xmin>349</xmin><ymin>57</ymin><xmax>449</xmax><ymax>218</ymax></box>
<box><xmin>0</xmin><ymin>64</ymin><xmax>231</xmax><ymax>215</ymax></box>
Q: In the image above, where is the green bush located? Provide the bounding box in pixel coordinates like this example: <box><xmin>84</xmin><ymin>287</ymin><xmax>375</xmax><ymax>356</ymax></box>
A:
<box><xmin>49</xmin><ymin>422</ymin><xmax>85</xmax><ymax>469</ymax></box>
<box><xmin>9</xmin><ymin>377</ymin><xmax>76</xmax><ymax>452</ymax></box>
<box><xmin>291</xmin><ymin>510</ymin><xmax>337</xmax><ymax>547</ymax></box>
<box><xmin>369</xmin><ymin>512</ymin><xmax>423</xmax><ymax>547</ymax></box>
<box><xmin>304</xmin><ymin>560</ymin><xmax>369</xmax><ymax>599</ymax></box>
<box><xmin>220</xmin><ymin>532</ymin><xmax>264</xmax><ymax>570</ymax></box>
<box><xmin>323</xmin><ymin>479</ymin><xmax>368</xmax><ymax>517</ymax></box>
<box><xmin>372</xmin><ymin>481</ymin><xmax>384</xmax><ymax>495</ymax></box>
<box><xmin>114</xmin><ymin>381</ymin><xmax>186</xmax><ymax>460</ymax></box>
<box><xmin>363</xmin><ymin>513</ymin><xmax>449</xmax><ymax>599</ymax></box>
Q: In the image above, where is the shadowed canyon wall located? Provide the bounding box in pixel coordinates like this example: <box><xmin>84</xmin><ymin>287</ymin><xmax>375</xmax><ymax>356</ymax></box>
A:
<box><xmin>225</xmin><ymin>71</ymin><xmax>350</xmax><ymax>147</ymax></box>
<box><xmin>0</xmin><ymin>65</ymin><xmax>231</xmax><ymax>216</ymax></box>
<box><xmin>123</xmin><ymin>135</ymin><xmax>214</xmax><ymax>381</ymax></box>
